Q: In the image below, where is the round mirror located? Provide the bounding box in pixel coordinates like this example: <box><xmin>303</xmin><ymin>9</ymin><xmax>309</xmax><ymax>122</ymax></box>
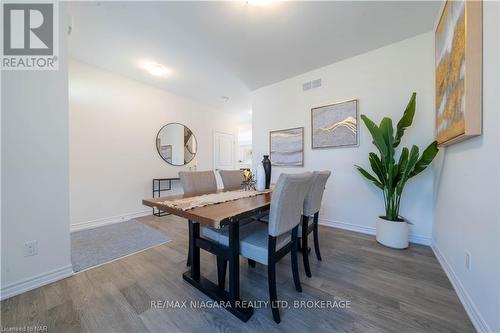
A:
<box><xmin>156</xmin><ymin>123</ymin><xmax>197</xmax><ymax>166</ymax></box>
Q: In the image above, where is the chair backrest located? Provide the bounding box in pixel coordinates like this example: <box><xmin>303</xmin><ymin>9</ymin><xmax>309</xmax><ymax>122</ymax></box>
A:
<box><xmin>219</xmin><ymin>170</ymin><xmax>244</xmax><ymax>190</ymax></box>
<box><xmin>268</xmin><ymin>173</ymin><xmax>313</xmax><ymax>237</ymax></box>
<box><xmin>303</xmin><ymin>170</ymin><xmax>331</xmax><ymax>216</ymax></box>
<box><xmin>178</xmin><ymin>170</ymin><xmax>217</xmax><ymax>194</ymax></box>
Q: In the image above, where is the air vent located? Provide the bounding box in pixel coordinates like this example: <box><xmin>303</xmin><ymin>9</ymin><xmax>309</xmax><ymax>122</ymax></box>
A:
<box><xmin>312</xmin><ymin>78</ymin><xmax>322</xmax><ymax>88</ymax></box>
<box><xmin>302</xmin><ymin>78</ymin><xmax>322</xmax><ymax>91</ymax></box>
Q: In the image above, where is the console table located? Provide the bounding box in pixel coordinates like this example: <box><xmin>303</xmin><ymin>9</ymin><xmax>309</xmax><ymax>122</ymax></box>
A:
<box><xmin>152</xmin><ymin>178</ymin><xmax>180</xmax><ymax>216</ymax></box>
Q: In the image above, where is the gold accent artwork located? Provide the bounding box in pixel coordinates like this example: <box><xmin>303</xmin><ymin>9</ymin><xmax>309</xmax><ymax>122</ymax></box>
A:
<box><xmin>435</xmin><ymin>0</ymin><xmax>482</xmax><ymax>146</ymax></box>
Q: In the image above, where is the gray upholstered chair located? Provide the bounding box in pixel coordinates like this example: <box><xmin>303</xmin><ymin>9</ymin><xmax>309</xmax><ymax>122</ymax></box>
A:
<box><xmin>255</xmin><ymin>170</ymin><xmax>331</xmax><ymax>277</ymax></box>
<box><xmin>300</xmin><ymin>170</ymin><xmax>331</xmax><ymax>277</ymax></box>
<box><xmin>178</xmin><ymin>171</ymin><xmax>218</xmax><ymax>267</ymax></box>
<box><xmin>219</xmin><ymin>169</ymin><xmax>245</xmax><ymax>190</ymax></box>
<box><xmin>178</xmin><ymin>170</ymin><xmax>218</xmax><ymax>194</ymax></box>
<box><xmin>179</xmin><ymin>170</ymin><xmax>252</xmax><ymax>281</ymax></box>
<box><xmin>204</xmin><ymin>172</ymin><xmax>313</xmax><ymax>323</ymax></box>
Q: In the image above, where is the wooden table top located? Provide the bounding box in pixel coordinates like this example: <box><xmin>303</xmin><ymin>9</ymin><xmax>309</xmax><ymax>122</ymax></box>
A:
<box><xmin>142</xmin><ymin>190</ymin><xmax>272</xmax><ymax>228</ymax></box>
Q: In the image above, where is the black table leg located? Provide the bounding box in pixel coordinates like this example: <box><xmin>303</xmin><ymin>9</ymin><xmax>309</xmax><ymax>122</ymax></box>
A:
<box><xmin>189</xmin><ymin>220</ymin><xmax>200</xmax><ymax>281</ymax></box>
<box><xmin>187</xmin><ymin>220</ymin><xmax>192</xmax><ymax>267</ymax></box>
<box><xmin>228</xmin><ymin>222</ymin><xmax>240</xmax><ymax>301</ymax></box>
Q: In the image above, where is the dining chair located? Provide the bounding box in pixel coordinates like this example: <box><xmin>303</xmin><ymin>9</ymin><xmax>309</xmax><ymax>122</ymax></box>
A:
<box><xmin>219</xmin><ymin>169</ymin><xmax>245</xmax><ymax>190</ymax></box>
<box><xmin>203</xmin><ymin>172</ymin><xmax>313</xmax><ymax>323</ymax></box>
<box><xmin>179</xmin><ymin>170</ymin><xmax>218</xmax><ymax>194</ymax></box>
<box><xmin>179</xmin><ymin>170</ymin><xmax>252</xmax><ymax>283</ymax></box>
<box><xmin>253</xmin><ymin>170</ymin><xmax>331</xmax><ymax>276</ymax></box>
<box><xmin>300</xmin><ymin>170</ymin><xmax>331</xmax><ymax>278</ymax></box>
<box><xmin>178</xmin><ymin>170</ymin><xmax>218</xmax><ymax>267</ymax></box>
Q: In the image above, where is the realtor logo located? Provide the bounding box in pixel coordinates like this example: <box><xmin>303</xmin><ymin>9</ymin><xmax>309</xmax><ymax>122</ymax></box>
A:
<box><xmin>1</xmin><ymin>1</ymin><xmax>59</xmax><ymax>70</ymax></box>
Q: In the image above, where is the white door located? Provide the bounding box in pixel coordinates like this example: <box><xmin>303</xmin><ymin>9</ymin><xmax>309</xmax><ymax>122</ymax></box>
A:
<box><xmin>213</xmin><ymin>131</ymin><xmax>235</xmax><ymax>188</ymax></box>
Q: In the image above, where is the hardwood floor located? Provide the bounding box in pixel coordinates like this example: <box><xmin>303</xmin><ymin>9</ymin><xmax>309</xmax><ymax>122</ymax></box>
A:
<box><xmin>1</xmin><ymin>215</ymin><xmax>474</xmax><ymax>333</ymax></box>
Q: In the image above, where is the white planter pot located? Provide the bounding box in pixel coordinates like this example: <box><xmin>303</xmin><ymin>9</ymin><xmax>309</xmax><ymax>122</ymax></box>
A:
<box><xmin>376</xmin><ymin>217</ymin><xmax>409</xmax><ymax>249</ymax></box>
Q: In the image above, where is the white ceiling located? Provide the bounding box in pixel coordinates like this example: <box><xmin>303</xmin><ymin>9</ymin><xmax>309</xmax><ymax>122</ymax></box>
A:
<box><xmin>68</xmin><ymin>1</ymin><xmax>441</xmax><ymax>114</ymax></box>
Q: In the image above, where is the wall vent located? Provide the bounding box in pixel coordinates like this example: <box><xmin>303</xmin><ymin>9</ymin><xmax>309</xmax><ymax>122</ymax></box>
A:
<box><xmin>312</xmin><ymin>78</ymin><xmax>322</xmax><ymax>88</ymax></box>
<box><xmin>302</xmin><ymin>78</ymin><xmax>322</xmax><ymax>91</ymax></box>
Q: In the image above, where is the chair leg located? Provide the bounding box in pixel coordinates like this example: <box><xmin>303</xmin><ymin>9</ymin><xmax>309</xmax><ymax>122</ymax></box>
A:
<box><xmin>301</xmin><ymin>215</ymin><xmax>312</xmax><ymax>278</ymax></box>
<box><xmin>186</xmin><ymin>220</ymin><xmax>192</xmax><ymax>267</ymax></box>
<box><xmin>291</xmin><ymin>226</ymin><xmax>302</xmax><ymax>291</ymax></box>
<box><xmin>268</xmin><ymin>262</ymin><xmax>280</xmax><ymax>323</ymax></box>
<box><xmin>248</xmin><ymin>259</ymin><xmax>256</xmax><ymax>268</ymax></box>
<box><xmin>313</xmin><ymin>212</ymin><xmax>322</xmax><ymax>261</ymax></box>
<box><xmin>268</xmin><ymin>236</ymin><xmax>280</xmax><ymax>324</ymax></box>
<box><xmin>216</xmin><ymin>256</ymin><xmax>227</xmax><ymax>289</ymax></box>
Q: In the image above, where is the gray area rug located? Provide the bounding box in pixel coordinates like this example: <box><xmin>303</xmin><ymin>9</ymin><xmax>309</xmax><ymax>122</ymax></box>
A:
<box><xmin>71</xmin><ymin>219</ymin><xmax>171</xmax><ymax>272</ymax></box>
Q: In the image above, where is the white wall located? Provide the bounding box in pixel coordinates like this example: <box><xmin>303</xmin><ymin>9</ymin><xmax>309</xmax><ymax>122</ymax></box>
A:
<box><xmin>1</xmin><ymin>4</ymin><xmax>73</xmax><ymax>299</ymax></box>
<box><xmin>432</xmin><ymin>2</ymin><xmax>500</xmax><ymax>332</ymax></box>
<box><xmin>252</xmin><ymin>33</ymin><xmax>435</xmax><ymax>244</ymax></box>
<box><xmin>69</xmin><ymin>60</ymin><xmax>239</xmax><ymax>229</ymax></box>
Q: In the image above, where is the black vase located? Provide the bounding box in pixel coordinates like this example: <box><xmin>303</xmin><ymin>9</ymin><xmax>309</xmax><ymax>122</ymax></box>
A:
<box><xmin>262</xmin><ymin>155</ymin><xmax>272</xmax><ymax>189</ymax></box>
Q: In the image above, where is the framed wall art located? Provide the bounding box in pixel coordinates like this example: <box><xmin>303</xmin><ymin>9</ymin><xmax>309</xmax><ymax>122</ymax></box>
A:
<box><xmin>269</xmin><ymin>127</ymin><xmax>304</xmax><ymax>167</ymax></box>
<box><xmin>435</xmin><ymin>0</ymin><xmax>482</xmax><ymax>146</ymax></box>
<box><xmin>311</xmin><ymin>99</ymin><xmax>358</xmax><ymax>149</ymax></box>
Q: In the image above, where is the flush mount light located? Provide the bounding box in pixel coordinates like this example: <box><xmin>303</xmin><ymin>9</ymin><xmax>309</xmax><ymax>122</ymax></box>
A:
<box><xmin>139</xmin><ymin>61</ymin><xmax>172</xmax><ymax>77</ymax></box>
<box><xmin>247</xmin><ymin>0</ymin><xmax>274</xmax><ymax>6</ymax></box>
<box><xmin>221</xmin><ymin>96</ymin><xmax>230</xmax><ymax>103</ymax></box>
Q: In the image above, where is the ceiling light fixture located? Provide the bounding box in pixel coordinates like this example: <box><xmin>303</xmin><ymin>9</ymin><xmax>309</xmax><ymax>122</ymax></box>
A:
<box><xmin>247</xmin><ymin>0</ymin><xmax>274</xmax><ymax>7</ymax></box>
<box><xmin>139</xmin><ymin>61</ymin><xmax>171</xmax><ymax>77</ymax></box>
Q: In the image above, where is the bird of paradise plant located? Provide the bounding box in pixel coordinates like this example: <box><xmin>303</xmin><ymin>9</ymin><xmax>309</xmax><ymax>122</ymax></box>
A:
<box><xmin>355</xmin><ymin>93</ymin><xmax>439</xmax><ymax>221</ymax></box>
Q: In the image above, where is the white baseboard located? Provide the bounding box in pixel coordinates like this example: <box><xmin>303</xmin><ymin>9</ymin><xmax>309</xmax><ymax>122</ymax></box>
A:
<box><xmin>71</xmin><ymin>209</ymin><xmax>152</xmax><ymax>232</ymax></box>
<box><xmin>319</xmin><ymin>218</ymin><xmax>432</xmax><ymax>246</ymax></box>
<box><xmin>431</xmin><ymin>243</ymin><xmax>491</xmax><ymax>333</ymax></box>
<box><xmin>0</xmin><ymin>265</ymin><xmax>74</xmax><ymax>301</ymax></box>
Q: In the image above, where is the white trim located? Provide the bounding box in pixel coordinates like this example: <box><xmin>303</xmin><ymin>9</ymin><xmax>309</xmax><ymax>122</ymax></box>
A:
<box><xmin>70</xmin><ymin>210</ymin><xmax>152</xmax><ymax>232</ymax></box>
<box><xmin>319</xmin><ymin>218</ymin><xmax>432</xmax><ymax>246</ymax></box>
<box><xmin>0</xmin><ymin>265</ymin><xmax>74</xmax><ymax>301</ymax></box>
<box><xmin>431</xmin><ymin>243</ymin><xmax>491</xmax><ymax>333</ymax></box>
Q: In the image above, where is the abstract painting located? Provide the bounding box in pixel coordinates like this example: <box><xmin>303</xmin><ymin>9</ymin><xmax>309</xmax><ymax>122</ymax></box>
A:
<box><xmin>311</xmin><ymin>99</ymin><xmax>358</xmax><ymax>149</ymax></box>
<box><xmin>269</xmin><ymin>127</ymin><xmax>304</xmax><ymax>166</ymax></box>
<box><xmin>435</xmin><ymin>0</ymin><xmax>482</xmax><ymax>146</ymax></box>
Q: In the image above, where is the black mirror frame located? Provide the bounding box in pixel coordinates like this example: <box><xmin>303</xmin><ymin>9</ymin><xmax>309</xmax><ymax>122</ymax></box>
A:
<box><xmin>156</xmin><ymin>122</ymin><xmax>197</xmax><ymax>166</ymax></box>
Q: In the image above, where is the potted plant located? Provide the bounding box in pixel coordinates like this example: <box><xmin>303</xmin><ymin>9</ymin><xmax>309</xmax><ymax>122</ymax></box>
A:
<box><xmin>355</xmin><ymin>93</ymin><xmax>439</xmax><ymax>249</ymax></box>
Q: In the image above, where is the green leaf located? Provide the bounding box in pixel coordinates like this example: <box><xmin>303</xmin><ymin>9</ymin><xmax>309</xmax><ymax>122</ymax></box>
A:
<box><xmin>387</xmin><ymin>163</ymin><xmax>395</xmax><ymax>197</ymax></box>
<box><xmin>410</xmin><ymin>141</ymin><xmax>439</xmax><ymax>178</ymax></box>
<box><xmin>355</xmin><ymin>165</ymin><xmax>384</xmax><ymax>190</ymax></box>
<box><xmin>396</xmin><ymin>147</ymin><xmax>409</xmax><ymax>183</ymax></box>
<box><xmin>369</xmin><ymin>152</ymin><xmax>386</xmax><ymax>185</ymax></box>
<box><xmin>394</xmin><ymin>92</ymin><xmax>416</xmax><ymax>147</ymax></box>
<box><xmin>396</xmin><ymin>145</ymin><xmax>419</xmax><ymax>195</ymax></box>
<box><xmin>407</xmin><ymin>145</ymin><xmax>420</xmax><ymax>171</ymax></box>
<box><xmin>360</xmin><ymin>114</ymin><xmax>388</xmax><ymax>158</ymax></box>
<box><xmin>380</xmin><ymin>117</ymin><xmax>394</xmax><ymax>147</ymax></box>
<box><xmin>379</xmin><ymin>117</ymin><xmax>395</xmax><ymax>164</ymax></box>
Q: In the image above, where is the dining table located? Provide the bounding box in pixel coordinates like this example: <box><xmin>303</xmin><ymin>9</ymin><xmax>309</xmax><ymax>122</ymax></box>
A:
<box><xmin>142</xmin><ymin>189</ymin><xmax>272</xmax><ymax>322</ymax></box>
